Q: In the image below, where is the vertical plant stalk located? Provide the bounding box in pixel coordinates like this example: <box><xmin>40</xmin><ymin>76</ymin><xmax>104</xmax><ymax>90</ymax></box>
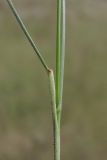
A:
<box><xmin>55</xmin><ymin>0</ymin><xmax>66</xmax><ymax>160</ymax></box>
<box><xmin>6</xmin><ymin>1</ymin><xmax>66</xmax><ymax>160</ymax></box>
<box><xmin>48</xmin><ymin>69</ymin><xmax>60</xmax><ymax>160</ymax></box>
<box><xmin>56</xmin><ymin>0</ymin><xmax>66</xmax><ymax>123</ymax></box>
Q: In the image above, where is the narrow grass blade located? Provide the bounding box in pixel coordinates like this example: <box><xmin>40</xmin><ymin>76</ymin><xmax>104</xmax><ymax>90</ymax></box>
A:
<box><xmin>56</xmin><ymin>0</ymin><xmax>66</xmax><ymax>120</ymax></box>
<box><xmin>6</xmin><ymin>0</ymin><xmax>49</xmax><ymax>72</ymax></box>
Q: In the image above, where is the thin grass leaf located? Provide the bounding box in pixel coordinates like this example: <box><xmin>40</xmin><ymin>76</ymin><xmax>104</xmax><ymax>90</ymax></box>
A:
<box><xmin>56</xmin><ymin>0</ymin><xmax>66</xmax><ymax>121</ymax></box>
<box><xmin>6</xmin><ymin>0</ymin><xmax>49</xmax><ymax>72</ymax></box>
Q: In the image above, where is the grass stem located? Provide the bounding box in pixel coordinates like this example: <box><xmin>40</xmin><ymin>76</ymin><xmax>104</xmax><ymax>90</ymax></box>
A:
<box><xmin>56</xmin><ymin>0</ymin><xmax>66</xmax><ymax>122</ymax></box>
<box><xmin>6</xmin><ymin>1</ymin><xmax>66</xmax><ymax>160</ymax></box>
<box><xmin>55</xmin><ymin>0</ymin><xmax>66</xmax><ymax>160</ymax></box>
<box><xmin>48</xmin><ymin>69</ymin><xmax>60</xmax><ymax>160</ymax></box>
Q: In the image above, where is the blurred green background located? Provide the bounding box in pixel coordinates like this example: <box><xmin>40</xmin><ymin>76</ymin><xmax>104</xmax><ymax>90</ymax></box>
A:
<box><xmin>0</xmin><ymin>0</ymin><xmax>107</xmax><ymax>159</ymax></box>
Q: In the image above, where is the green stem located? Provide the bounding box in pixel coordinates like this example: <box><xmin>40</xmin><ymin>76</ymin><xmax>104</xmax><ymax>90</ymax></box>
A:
<box><xmin>48</xmin><ymin>69</ymin><xmax>60</xmax><ymax>160</ymax></box>
<box><xmin>6</xmin><ymin>1</ymin><xmax>66</xmax><ymax>160</ymax></box>
<box><xmin>56</xmin><ymin>0</ymin><xmax>66</xmax><ymax>123</ymax></box>
<box><xmin>55</xmin><ymin>125</ymin><xmax>60</xmax><ymax>160</ymax></box>
<box><xmin>55</xmin><ymin>0</ymin><xmax>66</xmax><ymax>159</ymax></box>
<box><xmin>6</xmin><ymin>0</ymin><xmax>49</xmax><ymax>72</ymax></box>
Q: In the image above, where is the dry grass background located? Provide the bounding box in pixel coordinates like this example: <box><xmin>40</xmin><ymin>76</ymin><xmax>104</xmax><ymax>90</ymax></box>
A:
<box><xmin>0</xmin><ymin>0</ymin><xmax>107</xmax><ymax>160</ymax></box>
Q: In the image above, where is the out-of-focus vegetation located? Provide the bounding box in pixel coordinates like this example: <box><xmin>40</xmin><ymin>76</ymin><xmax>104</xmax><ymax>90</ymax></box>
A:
<box><xmin>0</xmin><ymin>0</ymin><xmax>107</xmax><ymax>159</ymax></box>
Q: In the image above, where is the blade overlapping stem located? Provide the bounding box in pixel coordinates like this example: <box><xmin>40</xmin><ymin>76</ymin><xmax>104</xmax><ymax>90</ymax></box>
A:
<box><xmin>56</xmin><ymin>0</ymin><xmax>66</xmax><ymax>124</ymax></box>
<box><xmin>6</xmin><ymin>1</ymin><xmax>66</xmax><ymax>160</ymax></box>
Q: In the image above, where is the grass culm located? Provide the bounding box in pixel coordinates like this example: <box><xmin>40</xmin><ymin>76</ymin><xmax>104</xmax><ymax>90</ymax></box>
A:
<box><xmin>6</xmin><ymin>0</ymin><xmax>66</xmax><ymax>160</ymax></box>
